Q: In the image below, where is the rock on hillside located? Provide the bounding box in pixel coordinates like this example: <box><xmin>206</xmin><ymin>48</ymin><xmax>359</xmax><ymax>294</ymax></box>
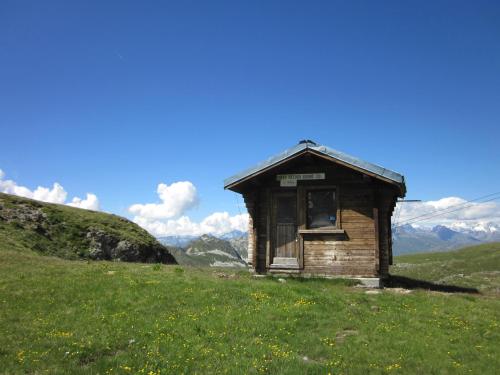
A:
<box><xmin>0</xmin><ymin>192</ymin><xmax>176</xmax><ymax>264</ymax></box>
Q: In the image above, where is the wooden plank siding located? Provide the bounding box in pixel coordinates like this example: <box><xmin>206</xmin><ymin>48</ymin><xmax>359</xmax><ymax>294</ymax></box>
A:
<box><xmin>301</xmin><ymin>186</ymin><xmax>378</xmax><ymax>276</ymax></box>
<box><xmin>240</xmin><ymin>153</ymin><xmax>400</xmax><ymax>278</ymax></box>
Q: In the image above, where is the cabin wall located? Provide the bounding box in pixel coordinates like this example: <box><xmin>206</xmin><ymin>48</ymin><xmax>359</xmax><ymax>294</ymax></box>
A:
<box><xmin>240</xmin><ymin>155</ymin><xmax>399</xmax><ymax>278</ymax></box>
<box><xmin>302</xmin><ymin>186</ymin><xmax>377</xmax><ymax>276</ymax></box>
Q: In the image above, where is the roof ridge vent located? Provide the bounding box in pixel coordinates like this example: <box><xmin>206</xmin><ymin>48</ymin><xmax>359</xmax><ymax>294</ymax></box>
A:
<box><xmin>298</xmin><ymin>139</ymin><xmax>317</xmax><ymax>146</ymax></box>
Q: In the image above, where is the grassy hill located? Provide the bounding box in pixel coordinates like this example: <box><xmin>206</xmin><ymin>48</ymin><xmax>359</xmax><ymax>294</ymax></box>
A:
<box><xmin>0</xmin><ymin>192</ymin><xmax>176</xmax><ymax>263</ymax></box>
<box><xmin>391</xmin><ymin>242</ymin><xmax>500</xmax><ymax>296</ymax></box>
<box><xmin>0</xmin><ymin>243</ymin><xmax>499</xmax><ymax>373</ymax></box>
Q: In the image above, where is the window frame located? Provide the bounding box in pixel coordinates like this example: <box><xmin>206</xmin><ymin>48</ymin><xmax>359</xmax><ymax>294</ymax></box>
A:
<box><xmin>298</xmin><ymin>185</ymin><xmax>342</xmax><ymax>234</ymax></box>
<box><xmin>306</xmin><ymin>188</ymin><xmax>338</xmax><ymax>230</ymax></box>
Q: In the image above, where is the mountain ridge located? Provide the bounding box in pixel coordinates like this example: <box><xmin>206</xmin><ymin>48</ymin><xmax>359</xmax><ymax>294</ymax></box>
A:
<box><xmin>393</xmin><ymin>223</ymin><xmax>500</xmax><ymax>254</ymax></box>
<box><xmin>159</xmin><ymin>233</ymin><xmax>247</xmax><ymax>268</ymax></box>
<box><xmin>158</xmin><ymin>222</ymin><xmax>500</xmax><ymax>260</ymax></box>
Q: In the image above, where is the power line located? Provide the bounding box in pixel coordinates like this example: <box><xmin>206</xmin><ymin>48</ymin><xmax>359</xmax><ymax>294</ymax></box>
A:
<box><xmin>393</xmin><ymin>194</ymin><xmax>500</xmax><ymax>229</ymax></box>
<box><xmin>392</xmin><ymin>200</ymin><xmax>422</xmax><ymax>231</ymax></box>
<box><xmin>392</xmin><ymin>201</ymin><xmax>402</xmax><ymax>230</ymax></box>
<box><xmin>394</xmin><ymin>191</ymin><xmax>500</xmax><ymax>226</ymax></box>
<box><xmin>234</xmin><ymin>192</ymin><xmax>243</xmax><ymax>216</ymax></box>
<box><xmin>398</xmin><ymin>195</ymin><xmax>500</xmax><ymax>227</ymax></box>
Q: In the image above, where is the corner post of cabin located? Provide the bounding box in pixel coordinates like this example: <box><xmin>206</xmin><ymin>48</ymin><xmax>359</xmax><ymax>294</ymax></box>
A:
<box><xmin>373</xmin><ymin>193</ymin><xmax>380</xmax><ymax>274</ymax></box>
<box><xmin>297</xmin><ymin>185</ymin><xmax>305</xmax><ymax>269</ymax></box>
<box><xmin>388</xmin><ymin>198</ymin><xmax>397</xmax><ymax>266</ymax></box>
<box><xmin>265</xmin><ymin>188</ymin><xmax>272</xmax><ymax>270</ymax></box>
<box><xmin>376</xmin><ymin>191</ymin><xmax>394</xmax><ymax>278</ymax></box>
<box><xmin>244</xmin><ymin>193</ymin><xmax>258</xmax><ymax>267</ymax></box>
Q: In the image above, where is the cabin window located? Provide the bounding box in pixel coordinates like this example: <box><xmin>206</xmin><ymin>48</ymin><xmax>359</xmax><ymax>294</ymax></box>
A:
<box><xmin>307</xmin><ymin>189</ymin><xmax>337</xmax><ymax>228</ymax></box>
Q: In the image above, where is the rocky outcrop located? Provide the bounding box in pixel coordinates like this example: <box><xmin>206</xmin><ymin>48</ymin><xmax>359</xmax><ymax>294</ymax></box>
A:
<box><xmin>0</xmin><ymin>201</ymin><xmax>49</xmax><ymax>234</ymax></box>
<box><xmin>86</xmin><ymin>229</ymin><xmax>176</xmax><ymax>263</ymax></box>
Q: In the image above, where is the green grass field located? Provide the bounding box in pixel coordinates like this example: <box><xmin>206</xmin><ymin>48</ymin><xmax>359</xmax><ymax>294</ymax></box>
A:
<box><xmin>1</xmin><ymin>243</ymin><xmax>499</xmax><ymax>374</ymax></box>
<box><xmin>391</xmin><ymin>242</ymin><xmax>500</xmax><ymax>296</ymax></box>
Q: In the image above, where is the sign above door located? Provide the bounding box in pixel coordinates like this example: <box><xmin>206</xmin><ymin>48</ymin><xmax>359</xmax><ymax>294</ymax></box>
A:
<box><xmin>276</xmin><ymin>173</ymin><xmax>325</xmax><ymax>187</ymax></box>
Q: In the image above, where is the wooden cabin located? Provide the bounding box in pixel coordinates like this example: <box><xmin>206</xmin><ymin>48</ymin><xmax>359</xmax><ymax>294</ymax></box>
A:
<box><xmin>224</xmin><ymin>140</ymin><xmax>406</xmax><ymax>285</ymax></box>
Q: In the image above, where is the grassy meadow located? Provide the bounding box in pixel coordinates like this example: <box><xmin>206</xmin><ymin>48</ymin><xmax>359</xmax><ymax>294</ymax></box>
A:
<box><xmin>391</xmin><ymin>242</ymin><xmax>500</xmax><ymax>295</ymax></box>
<box><xmin>1</xmin><ymin>243</ymin><xmax>500</xmax><ymax>374</ymax></box>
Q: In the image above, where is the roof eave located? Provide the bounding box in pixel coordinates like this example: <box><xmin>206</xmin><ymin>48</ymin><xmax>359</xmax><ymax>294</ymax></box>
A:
<box><xmin>224</xmin><ymin>143</ymin><xmax>406</xmax><ymax>196</ymax></box>
<box><xmin>224</xmin><ymin>146</ymin><xmax>308</xmax><ymax>191</ymax></box>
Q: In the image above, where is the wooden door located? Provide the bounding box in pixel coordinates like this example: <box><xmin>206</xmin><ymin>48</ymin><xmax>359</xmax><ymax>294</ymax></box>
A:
<box><xmin>271</xmin><ymin>192</ymin><xmax>299</xmax><ymax>268</ymax></box>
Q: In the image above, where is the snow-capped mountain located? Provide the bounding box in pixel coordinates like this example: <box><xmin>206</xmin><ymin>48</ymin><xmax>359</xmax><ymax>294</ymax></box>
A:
<box><xmin>393</xmin><ymin>223</ymin><xmax>500</xmax><ymax>255</ymax></box>
<box><xmin>447</xmin><ymin>222</ymin><xmax>500</xmax><ymax>241</ymax></box>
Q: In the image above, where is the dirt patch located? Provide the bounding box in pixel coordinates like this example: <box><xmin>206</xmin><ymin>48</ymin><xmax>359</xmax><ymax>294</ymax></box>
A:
<box><xmin>385</xmin><ymin>287</ymin><xmax>413</xmax><ymax>294</ymax></box>
<box><xmin>214</xmin><ymin>272</ymin><xmax>238</xmax><ymax>279</ymax></box>
<box><xmin>336</xmin><ymin>329</ymin><xmax>358</xmax><ymax>344</ymax></box>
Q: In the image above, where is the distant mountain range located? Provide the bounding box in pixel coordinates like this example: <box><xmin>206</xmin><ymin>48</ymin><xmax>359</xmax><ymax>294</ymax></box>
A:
<box><xmin>393</xmin><ymin>223</ymin><xmax>500</xmax><ymax>255</ymax></box>
<box><xmin>157</xmin><ymin>223</ymin><xmax>500</xmax><ymax>266</ymax></box>
<box><xmin>157</xmin><ymin>235</ymin><xmax>199</xmax><ymax>248</ymax></box>
<box><xmin>158</xmin><ymin>232</ymin><xmax>247</xmax><ymax>268</ymax></box>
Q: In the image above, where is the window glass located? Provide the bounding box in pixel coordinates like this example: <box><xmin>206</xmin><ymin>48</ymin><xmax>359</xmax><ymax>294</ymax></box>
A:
<box><xmin>307</xmin><ymin>190</ymin><xmax>336</xmax><ymax>228</ymax></box>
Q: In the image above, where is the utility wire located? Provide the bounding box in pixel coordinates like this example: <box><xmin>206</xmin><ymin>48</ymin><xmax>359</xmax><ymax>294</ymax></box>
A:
<box><xmin>392</xmin><ymin>200</ymin><xmax>422</xmax><ymax>232</ymax></box>
<box><xmin>392</xmin><ymin>201</ymin><xmax>403</xmax><ymax>231</ymax></box>
<box><xmin>393</xmin><ymin>191</ymin><xmax>500</xmax><ymax>227</ymax></box>
<box><xmin>234</xmin><ymin>193</ymin><xmax>243</xmax><ymax>216</ymax></box>
<box><xmin>393</xmin><ymin>194</ymin><xmax>500</xmax><ymax>229</ymax></box>
<box><xmin>395</xmin><ymin>196</ymin><xmax>500</xmax><ymax>229</ymax></box>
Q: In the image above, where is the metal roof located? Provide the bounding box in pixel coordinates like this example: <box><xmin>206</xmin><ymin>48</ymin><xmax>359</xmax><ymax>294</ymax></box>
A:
<box><xmin>224</xmin><ymin>140</ymin><xmax>405</xmax><ymax>192</ymax></box>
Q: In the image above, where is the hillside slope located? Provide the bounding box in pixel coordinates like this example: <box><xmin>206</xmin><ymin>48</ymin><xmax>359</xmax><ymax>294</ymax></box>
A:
<box><xmin>391</xmin><ymin>242</ymin><xmax>500</xmax><ymax>295</ymax></box>
<box><xmin>0</xmin><ymin>192</ymin><xmax>176</xmax><ymax>263</ymax></box>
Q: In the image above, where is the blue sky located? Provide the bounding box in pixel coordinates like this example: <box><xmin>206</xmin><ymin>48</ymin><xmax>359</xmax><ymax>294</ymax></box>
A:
<box><xmin>1</xmin><ymin>1</ymin><xmax>499</xmax><ymax>235</ymax></box>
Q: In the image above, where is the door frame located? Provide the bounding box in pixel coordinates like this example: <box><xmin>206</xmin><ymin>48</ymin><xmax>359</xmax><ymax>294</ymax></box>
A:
<box><xmin>269</xmin><ymin>189</ymin><xmax>300</xmax><ymax>269</ymax></box>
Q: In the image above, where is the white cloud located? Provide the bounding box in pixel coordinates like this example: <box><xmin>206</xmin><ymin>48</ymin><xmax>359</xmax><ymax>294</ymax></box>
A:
<box><xmin>128</xmin><ymin>180</ymin><xmax>248</xmax><ymax>236</ymax></box>
<box><xmin>0</xmin><ymin>169</ymin><xmax>100</xmax><ymax>211</ymax></box>
<box><xmin>395</xmin><ymin>196</ymin><xmax>500</xmax><ymax>230</ymax></box>
<box><xmin>133</xmin><ymin>212</ymin><xmax>249</xmax><ymax>237</ymax></box>
<box><xmin>200</xmin><ymin>211</ymin><xmax>248</xmax><ymax>235</ymax></box>
<box><xmin>67</xmin><ymin>193</ymin><xmax>100</xmax><ymax>211</ymax></box>
<box><xmin>128</xmin><ymin>181</ymin><xmax>198</xmax><ymax>219</ymax></box>
<box><xmin>0</xmin><ymin>169</ymin><xmax>67</xmax><ymax>204</ymax></box>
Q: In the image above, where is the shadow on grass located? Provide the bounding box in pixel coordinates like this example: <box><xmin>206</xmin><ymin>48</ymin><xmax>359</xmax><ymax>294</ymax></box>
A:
<box><xmin>386</xmin><ymin>275</ymin><xmax>480</xmax><ymax>294</ymax></box>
